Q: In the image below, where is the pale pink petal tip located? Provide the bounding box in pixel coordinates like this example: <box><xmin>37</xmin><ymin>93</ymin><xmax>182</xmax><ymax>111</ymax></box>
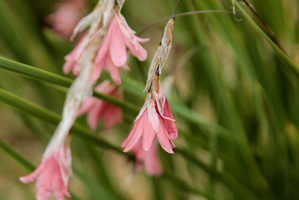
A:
<box><xmin>19</xmin><ymin>176</ymin><xmax>32</xmax><ymax>184</ymax></box>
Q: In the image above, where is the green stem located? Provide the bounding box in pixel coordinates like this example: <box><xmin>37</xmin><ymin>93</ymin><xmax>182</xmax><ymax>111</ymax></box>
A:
<box><xmin>0</xmin><ymin>56</ymin><xmax>229</xmax><ymax>133</ymax></box>
<box><xmin>175</xmin><ymin>148</ymin><xmax>260</xmax><ymax>200</ymax></box>
<box><xmin>0</xmin><ymin>87</ymin><xmax>127</xmax><ymax>156</ymax></box>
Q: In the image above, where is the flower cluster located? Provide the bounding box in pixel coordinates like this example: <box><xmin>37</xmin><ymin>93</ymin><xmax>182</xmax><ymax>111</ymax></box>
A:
<box><xmin>77</xmin><ymin>81</ymin><xmax>123</xmax><ymax>130</ymax></box>
<box><xmin>20</xmin><ymin>0</ymin><xmax>149</xmax><ymax>199</ymax></box>
<box><xmin>63</xmin><ymin>1</ymin><xmax>148</xmax><ymax>84</ymax></box>
<box><xmin>121</xmin><ymin>85</ymin><xmax>178</xmax><ymax>154</ymax></box>
<box><xmin>20</xmin><ymin>137</ymin><xmax>72</xmax><ymax>200</ymax></box>
<box><xmin>20</xmin><ymin>1</ymin><xmax>177</xmax><ymax>199</ymax></box>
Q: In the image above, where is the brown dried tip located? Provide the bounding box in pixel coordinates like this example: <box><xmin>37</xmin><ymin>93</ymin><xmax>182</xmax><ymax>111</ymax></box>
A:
<box><xmin>171</xmin><ymin>0</ymin><xmax>180</xmax><ymax>19</ymax></box>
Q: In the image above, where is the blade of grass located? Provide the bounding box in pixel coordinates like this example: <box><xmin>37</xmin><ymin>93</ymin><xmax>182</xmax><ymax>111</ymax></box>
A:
<box><xmin>0</xmin><ymin>56</ymin><xmax>229</xmax><ymax>133</ymax></box>
<box><xmin>234</xmin><ymin>1</ymin><xmax>299</xmax><ymax>79</ymax></box>
<box><xmin>0</xmin><ymin>87</ymin><xmax>126</xmax><ymax>155</ymax></box>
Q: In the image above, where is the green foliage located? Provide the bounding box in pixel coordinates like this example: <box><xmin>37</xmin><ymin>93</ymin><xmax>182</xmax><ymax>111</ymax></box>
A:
<box><xmin>0</xmin><ymin>0</ymin><xmax>299</xmax><ymax>199</ymax></box>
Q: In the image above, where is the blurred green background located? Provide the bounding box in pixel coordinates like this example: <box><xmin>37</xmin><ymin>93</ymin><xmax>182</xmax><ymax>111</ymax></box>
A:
<box><xmin>0</xmin><ymin>0</ymin><xmax>299</xmax><ymax>199</ymax></box>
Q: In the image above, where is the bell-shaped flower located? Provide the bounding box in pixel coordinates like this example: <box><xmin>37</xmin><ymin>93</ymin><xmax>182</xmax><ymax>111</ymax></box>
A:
<box><xmin>63</xmin><ymin>0</ymin><xmax>148</xmax><ymax>84</ymax></box>
<box><xmin>20</xmin><ymin>140</ymin><xmax>72</xmax><ymax>200</ymax></box>
<box><xmin>121</xmin><ymin>90</ymin><xmax>178</xmax><ymax>154</ymax></box>
<box><xmin>77</xmin><ymin>81</ymin><xmax>123</xmax><ymax>130</ymax></box>
<box><xmin>93</xmin><ymin>14</ymin><xmax>148</xmax><ymax>84</ymax></box>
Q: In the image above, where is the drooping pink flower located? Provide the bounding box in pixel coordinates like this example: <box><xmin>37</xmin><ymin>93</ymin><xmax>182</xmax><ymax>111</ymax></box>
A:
<box><xmin>63</xmin><ymin>6</ymin><xmax>149</xmax><ymax>85</ymax></box>
<box><xmin>129</xmin><ymin>141</ymin><xmax>162</xmax><ymax>176</ymax></box>
<box><xmin>93</xmin><ymin>15</ymin><xmax>149</xmax><ymax>84</ymax></box>
<box><xmin>121</xmin><ymin>90</ymin><xmax>178</xmax><ymax>154</ymax></box>
<box><xmin>47</xmin><ymin>0</ymin><xmax>85</xmax><ymax>38</ymax></box>
<box><xmin>77</xmin><ymin>81</ymin><xmax>123</xmax><ymax>130</ymax></box>
<box><xmin>20</xmin><ymin>144</ymin><xmax>72</xmax><ymax>200</ymax></box>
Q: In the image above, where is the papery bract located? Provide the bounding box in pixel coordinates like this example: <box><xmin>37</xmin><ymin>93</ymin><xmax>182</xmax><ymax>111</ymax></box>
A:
<box><xmin>77</xmin><ymin>81</ymin><xmax>123</xmax><ymax>130</ymax></box>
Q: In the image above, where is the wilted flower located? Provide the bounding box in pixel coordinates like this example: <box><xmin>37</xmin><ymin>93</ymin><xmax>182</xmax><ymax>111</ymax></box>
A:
<box><xmin>77</xmin><ymin>81</ymin><xmax>123</xmax><ymax>130</ymax></box>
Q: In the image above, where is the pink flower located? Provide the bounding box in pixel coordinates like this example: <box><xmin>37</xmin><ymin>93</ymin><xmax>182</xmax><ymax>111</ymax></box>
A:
<box><xmin>63</xmin><ymin>11</ymin><xmax>149</xmax><ymax>85</ymax></box>
<box><xmin>47</xmin><ymin>0</ymin><xmax>85</xmax><ymax>38</ymax></box>
<box><xmin>121</xmin><ymin>91</ymin><xmax>178</xmax><ymax>154</ymax></box>
<box><xmin>130</xmin><ymin>141</ymin><xmax>162</xmax><ymax>176</ymax></box>
<box><xmin>20</xmin><ymin>145</ymin><xmax>72</xmax><ymax>200</ymax></box>
<box><xmin>77</xmin><ymin>81</ymin><xmax>123</xmax><ymax>130</ymax></box>
<box><xmin>63</xmin><ymin>34</ymin><xmax>86</xmax><ymax>75</ymax></box>
<box><xmin>93</xmin><ymin>15</ymin><xmax>149</xmax><ymax>84</ymax></box>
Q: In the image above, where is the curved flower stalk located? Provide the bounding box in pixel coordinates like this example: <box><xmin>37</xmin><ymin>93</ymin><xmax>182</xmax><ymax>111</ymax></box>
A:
<box><xmin>122</xmin><ymin>18</ymin><xmax>177</xmax><ymax>159</ymax></box>
<box><xmin>144</xmin><ymin>18</ymin><xmax>175</xmax><ymax>91</ymax></box>
<box><xmin>63</xmin><ymin>0</ymin><xmax>148</xmax><ymax>84</ymax></box>
<box><xmin>46</xmin><ymin>0</ymin><xmax>86</xmax><ymax>38</ymax></box>
<box><xmin>77</xmin><ymin>80</ymin><xmax>123</xmax><ymax>130</ymax></box>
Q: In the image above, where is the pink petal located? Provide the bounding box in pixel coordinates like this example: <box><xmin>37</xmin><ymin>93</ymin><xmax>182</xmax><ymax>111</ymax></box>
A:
<box><xmin>103</xmin><ymin>105</ymin><xmax>122</xmax><ymax>129</ymax></box>
<box><xmin>94</xmin><ymin>80</ymin><xmax>115</xmax><ymax>93</ymax></box>
<box><xmin>125</xmin><ymin>39</ymin><xmax>147</xmax><ymax>61</ymax></box>
<box><xmin>136</xmin><ymin>37</ymin><xmax>150</xmax><ymax>43</ymax></box>
<box><xmin>94</xmin><ymin>18</ymin><xmax>113</xmax><ymax>65</ymax></box>
<box><xmin>142</xmin><ymin>111</ymin><xmax>156</xmax><ymax>151</ymax></box>
<box><xmin>161</xmin><ymin>98</ymin><xmax>178</xmax><ymax>140</ymax></box>
<box><xmin>36</xmin><ymin>187</ymin><xmax>52</xmax><ymax>200</ymax></box>
<box><xmin>93</xmin><ymin>59</ymin><xmax>105</xmax><ymax>81</ymax></box>
<box><xmin>144</xmin><ymin>143</ymin><xmax>162</xmax><ymax>176</ymax></box>
<box><xmin>19</xmin><ymin>158</ymin><xmax>48</xmax><ymax>183</ymax></box>
<box><xmin>156</xmin><ymin>116</ymin><xmax>174</xmax><ymax>154</ymax></box>
<box><xmin>73</xmin><ymin>64</ymin><xmax>80</xmax><ymax>75</ymax></box>
<box><xmin>63</xmin><ymin>55</ymin><xmax>76</xmax><ymax>74</ymax></box>
<box><xmin>20</xmin><ymin>148</ymin><xmax>71</xmax><ymax>200</ymax></box>
<box><xmin>77</xmin><ymin>97</ymin><xmax>95</xmax><ymax>116</ymax></box>
<box><xmin>121</xmin><ymin>65</ymin><xmax>130</xmax><ymax>71</ymax></box>
<box><xmin>109</xmin><ymin>19</ymin><xmax>127</xmax><ymax>66</ymax></box>
<box><xmin>64</xmin><ymin>189</ymin><xmax>71</xmax><ymax>198</ymax></box>
<box><xmin>147</xmin><ymin>103</ymin><xmax>159</xmax><ymax>132</ymax></box>
<box><xmin>87</xmin><ymin>102</ymin><xmax>101</xmax><ymax>130</ymax></box>
<box><xmin>63</xmin><ymin>34</ymin><xmax>86</xmax><ymax>74</ymax></box>
<box><xmin>106</xmin><ymin>56</ymin><xmax>121</xmax><ymax>85</ymax></box>
<box><xmin>122</xmin><ymin>113</ymin><xmax>145</xmax><ymax>152</ymax></box>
